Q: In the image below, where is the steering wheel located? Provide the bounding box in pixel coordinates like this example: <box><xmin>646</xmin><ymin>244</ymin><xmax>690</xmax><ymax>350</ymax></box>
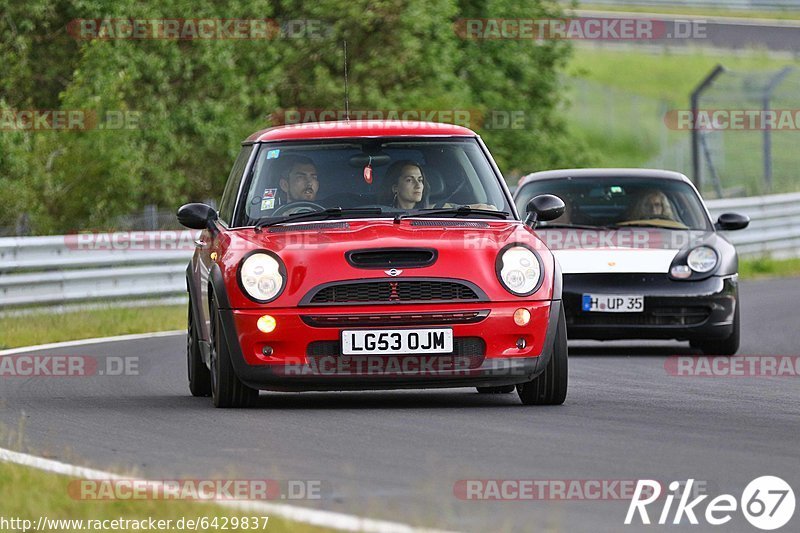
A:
<box><xmin>272</xmin><ymin>201</ymin><xmax>325</xmax><ymax>217</ymax></box>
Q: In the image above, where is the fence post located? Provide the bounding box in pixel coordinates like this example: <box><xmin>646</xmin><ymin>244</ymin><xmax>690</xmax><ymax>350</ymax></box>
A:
<box><xmin>762</xmin><ymin>67</ymin><xmax>793</xmax><ymax>193</ymax></box>
<box><xmin>691</xmin><ymin>64</ymin><xmax>725</xmax><ymax>191</ymax></box>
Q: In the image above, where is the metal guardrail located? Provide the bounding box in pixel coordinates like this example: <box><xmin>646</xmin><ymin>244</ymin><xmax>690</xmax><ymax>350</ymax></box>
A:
<box><xmin>0</xmin><ymin>232</ymin><xmax>197</xmax><ymax>309</ymax></box>
<box><xmin>0</xmin><ymin>195</ymin><xmax>798</xmax><ymax>309</ymax></box>
<box><xmin>706</xmin><ymin>191</ymin><xmax>800</xmax><ymax>259</ymax></box>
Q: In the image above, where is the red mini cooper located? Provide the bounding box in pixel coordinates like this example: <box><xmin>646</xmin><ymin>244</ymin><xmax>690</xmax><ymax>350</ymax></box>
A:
<box><xmin>178</xmin><ymin>120</ymin><xmax>567</xmax><ymax>407</ymax></box>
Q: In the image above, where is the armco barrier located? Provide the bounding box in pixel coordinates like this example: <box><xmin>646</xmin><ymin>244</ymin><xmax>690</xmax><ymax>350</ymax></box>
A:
<box><xmin>0</xmin><ymin>194</ymin><xmax>797</xmax><ymax>308</ymax></box>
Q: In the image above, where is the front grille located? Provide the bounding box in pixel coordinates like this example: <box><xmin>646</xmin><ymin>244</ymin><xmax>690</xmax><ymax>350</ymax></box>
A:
<box><xmin>305</xmin><ymin>280</ymin><xmax>482</xmax><ymax>305</ymax></box>
<box><xmin>306</xmin><ymin>337</ymin><xmax>486</xmax><ymax>371</ymax></box>
<box><xmin>568</xmin><ymin>306</ymin><xmax>712</xmax><ymax>327</ymax></box>
<box><xmin>301</xmin><ymin>310</ymin><xmax>488</xmax><ymax>328</ymax></box>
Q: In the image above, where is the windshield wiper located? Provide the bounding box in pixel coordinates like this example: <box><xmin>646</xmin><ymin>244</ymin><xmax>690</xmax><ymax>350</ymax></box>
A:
<box><xmin>608</xmin><ymin>222</ymin><xmax>688</xmax><ymax>230</ymax></box>
<box><xmin>538</xmin><ymin>223</ymin><xmax>610</xmax><ymax>230</ymax></box>
<box><xmin>255</xmin><ymin>207</ymin><xmax>384</xmax><ymax>231</ymax></box>
<box><xmin>394</xmin><ymin>205</ymin><xmax>510</xmax><ymax>223</ymax></box>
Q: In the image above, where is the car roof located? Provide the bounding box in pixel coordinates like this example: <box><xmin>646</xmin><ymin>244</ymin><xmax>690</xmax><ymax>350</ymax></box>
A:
<box><xmin>245</xmin><ymin>120</ymin><xmax>477</xmax><ymax>143</ymax></box>
<box><xmin>517</xmin><ymin>168</ymin><xmax>693</xmax><ymax>189</ymax></box>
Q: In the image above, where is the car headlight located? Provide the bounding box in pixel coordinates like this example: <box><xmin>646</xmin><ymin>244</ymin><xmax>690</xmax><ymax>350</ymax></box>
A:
<box><xmin>687</xmin><ymin>246</ymin><xmax>718</xmax><ymax>273</ymax></box>
<box><xmin>497</xmin><ymin>245</ymin><xmax>542</xmax><ymax>296</ymax></box>
<box><xmin>239</xmin><ymin>252</ymin><xmax>285</xmax><ymax>302</ymax></box>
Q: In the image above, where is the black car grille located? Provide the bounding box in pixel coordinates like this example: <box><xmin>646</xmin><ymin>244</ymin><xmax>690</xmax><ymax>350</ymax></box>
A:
<box><xmin>306</xmin><ymin>280</ymin><xmax>481</xmax><ymax>305</ymax></box>
<box><xmin>306</xmin><ymin>337</ymin><xmax>486</xmax><ymax>371</ymax></box>
<box><xmin>568</xmin><ymin>306</ymin><xmax>712</xmax><ymax>327</ymax></box>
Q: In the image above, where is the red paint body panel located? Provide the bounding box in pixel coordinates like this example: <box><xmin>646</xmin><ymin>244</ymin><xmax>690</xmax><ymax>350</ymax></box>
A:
<box><xmin>215</xmin><ymin>220</ymin><xmax>555</xmax><ymax>310</ymax></box>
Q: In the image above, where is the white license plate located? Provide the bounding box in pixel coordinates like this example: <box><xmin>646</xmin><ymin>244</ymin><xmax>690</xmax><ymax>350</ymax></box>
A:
<box><xmin>582</xmin><ymin>294</ymin><xmax>644</xmax><ymax>313</ymax></box>
<box><xmin>341</xmin><ymin>328</ymin><xmax>453</xmax><ymax>355</ymax></box>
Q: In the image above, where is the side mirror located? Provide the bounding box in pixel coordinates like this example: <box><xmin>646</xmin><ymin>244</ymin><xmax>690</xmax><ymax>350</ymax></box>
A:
<box><xmin>177</xmin><ymin>203</ymin><xmax>218</xmax><ymax>230</ymax></box>
<box><xmin>715</xmin><ymin>212</ymin><xmax>749</xmax><ymax>231</ymax></box>
<box><xmin>525</xmin><ymin>194</ymin><xmax>565</xmax><ymax>228</ymax></box>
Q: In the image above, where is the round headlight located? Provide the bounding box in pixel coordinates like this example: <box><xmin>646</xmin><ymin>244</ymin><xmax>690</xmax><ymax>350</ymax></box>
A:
<box><xmin>687</xmin><ymin>246</ymin><xmax>718</xmax><ymax>273</ymax></box>
<box><xmin>239</xmin><ymin>253</ymin><xmax>284</xmax><ymax>302</ymax></box>
<box><xmin>498</xmin><ymin>246</ymin><xmax>542</xmax><ymax>296</ymax></box>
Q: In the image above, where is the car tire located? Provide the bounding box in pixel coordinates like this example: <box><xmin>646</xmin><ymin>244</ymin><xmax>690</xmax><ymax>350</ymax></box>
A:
<box><xmin>187</xmin><ymin>303</ymin><xmax>212</xmax><ymax>397</ymax></box>
<box><xmin>476</xmin><ymin>385</ymin><xmax>516</xmax><ymax>394</ymax></box>
<box><xmin>517</xmin><ymin>305</ymin><xmax>568</xmax><ymax>406</ymax></box>
<box><xmin>210</xmin><ymin>296</ymin><xmax>259</xmax><ymax>408</ymax></box>
<box><xmin>690</xmin><ymin>303</ymin><xmax>740</xmax><ymax>356</ymax></box>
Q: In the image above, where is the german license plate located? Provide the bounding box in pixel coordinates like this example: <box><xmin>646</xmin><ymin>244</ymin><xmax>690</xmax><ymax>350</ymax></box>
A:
<box><xmin>341</xmin><ymin>328</ymin><xmax>453</xmax><ymax>355</ymax></box>
<box><xmin>582</xmin><ymin>294</ymin><xmax>644</xmax><ymax>313</ymax></box>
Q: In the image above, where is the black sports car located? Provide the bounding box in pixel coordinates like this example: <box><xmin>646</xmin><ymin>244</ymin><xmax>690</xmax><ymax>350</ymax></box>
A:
<box><xmin>514</xmin><ymin>169</ymin><xmax>750</xmax><ymax>355</ymax></box>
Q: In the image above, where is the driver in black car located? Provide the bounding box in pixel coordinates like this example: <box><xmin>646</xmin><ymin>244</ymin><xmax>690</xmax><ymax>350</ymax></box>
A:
<box><xmin>278</xmin><ymin>155</ymin><xmax>319</xmax><ymax>204</ymax></box>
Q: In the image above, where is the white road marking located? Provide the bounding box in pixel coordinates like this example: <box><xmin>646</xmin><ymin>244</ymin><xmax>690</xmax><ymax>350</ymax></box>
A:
<box><xmin>0</xmin><ymin>446</ymin><xmax>456</xmax><ymax>533</ymax></box>
<box><xmin>0</xmin><ymin>330</ymin><xmax>185</xmax><ymax>356</ymax></box>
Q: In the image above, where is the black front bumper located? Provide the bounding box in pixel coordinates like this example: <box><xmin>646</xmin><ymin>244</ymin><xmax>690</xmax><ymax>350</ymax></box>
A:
<box><xmin>563</xmin><ymin>274</ymin><xmax>737</xmax><ymax>341</ymax></box>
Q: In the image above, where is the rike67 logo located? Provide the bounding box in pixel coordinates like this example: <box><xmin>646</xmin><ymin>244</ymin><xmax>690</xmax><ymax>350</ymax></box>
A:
<box><xmin>626</xmin><ymin>477</ymin><xmax>795</xmax><ymax>530</ymax></box>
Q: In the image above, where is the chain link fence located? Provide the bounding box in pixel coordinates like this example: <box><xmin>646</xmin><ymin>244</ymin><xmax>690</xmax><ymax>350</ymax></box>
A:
<box><xmin>690</xmin><ymin>66</ymin><xmax>800</xmax><ymax>198</ymax></box>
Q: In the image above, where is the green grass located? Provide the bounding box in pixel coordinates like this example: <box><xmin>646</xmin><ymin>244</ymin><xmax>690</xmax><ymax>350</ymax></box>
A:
<box><xmin>568</xmin><ymin>47</ymin><xmax>800</xmax><ymax>105</ymax></box>
<box><xmin>565</xmin><ymin>47</ymin><xmax>800</xmax><ymax>194</ymax></box>
<box><xmin>576</xmin><ymin>4</ymin><xmax>800</xmax><ymax>21</ymax></box>
<box><xmin>0</xmin><ymin>461</ymin><xmax>332</xmax><ymax>533</ymax></box>
<box><xmin>739</xmin><ymin>256</ymin><xmax>800</xmax><ymax>279</ymax></box>
<box><xmin>0</xmin><ymin>305</ymin><xmax>185</xmax><ymax>350</ymax></box>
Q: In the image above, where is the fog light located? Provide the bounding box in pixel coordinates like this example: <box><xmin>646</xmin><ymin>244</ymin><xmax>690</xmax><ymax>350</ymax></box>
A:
<box><xmin>262</xmin><ymin>345</ymin><xmax>274</xmax><ymax>357</ymax></box>
<box><xmin>516</xmin><ymin>337</ymin><xmax>527</xmax><ymax>349</ymax></box>
<box><xmin>513</xmin><ymin>308</ymin><xmax>531</xmax><ymax>326</ymax></box>
<box><xmin>670</xmin><ymin>265</ymin><xmax>692</xmax><ymax>279</ymax></box>
<box><xmin>257</xmin><ymin>315</ymin><xmax>276</xmax><ymax>333</ymax></box>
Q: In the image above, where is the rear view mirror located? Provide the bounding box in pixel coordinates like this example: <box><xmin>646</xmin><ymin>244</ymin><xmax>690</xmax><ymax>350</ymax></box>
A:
<box><xmin>715</xmin><ymin>212</ymin><xmax>749</xmax><ymax>231</ymax></box>
<box><xmin>525</xmin><ymin>194</ymin><xmax>566</xmax><ymax>228</ymax></box>
<box><xmin>177</xmin><ymin>203</ymin><xmax>218</xmax><ymax>230</ymax></box>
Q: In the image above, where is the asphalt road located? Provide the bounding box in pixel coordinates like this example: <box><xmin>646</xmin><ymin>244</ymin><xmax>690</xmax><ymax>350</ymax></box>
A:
<box><xmin>578</xmin><ymin>10</ymin><xmax>800</xmax><ymax>53</ymax></box>
<box><xmin>1</xmin><ymin>277</ymin><xmax>798</xmax><ymax>532</ymax></box>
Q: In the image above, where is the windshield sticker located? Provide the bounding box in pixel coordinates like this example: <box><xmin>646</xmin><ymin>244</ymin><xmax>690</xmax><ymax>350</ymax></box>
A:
<box><xmin>261</xmin><ymin>198</ymin><xmax>275</xmax><ymax>210</ymax></box>
<box><xmin>266</xmin><ymin>149</ymin><xmax>280</xmax><ymax>159</ymax></box>
<box><xmin>263</xmin><ymin>188</ymin><xmax>277</xmax><ymax>199</ymax></box>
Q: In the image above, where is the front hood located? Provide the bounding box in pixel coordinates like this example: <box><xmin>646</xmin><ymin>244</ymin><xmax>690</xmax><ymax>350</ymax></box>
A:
<box><xmin>536</xmin><ymin>228</ymin><xmax>727</xmax><ymax>275</ymax></box>
<box><xmin>220</xmin><ymin>219</ymin><xmax>556</xmax><ymax>307</ymax></box>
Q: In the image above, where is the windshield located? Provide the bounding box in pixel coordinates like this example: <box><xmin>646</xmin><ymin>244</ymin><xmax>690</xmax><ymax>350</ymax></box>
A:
<box><xmin>515</xmin><ymin>177</ymin><xmax>712</xmax><ymax>231</ymax></box>
<box><xmin>235</xmin><ymin>138</ymin><xmax>513</xmax><ymax>226</ymax></box>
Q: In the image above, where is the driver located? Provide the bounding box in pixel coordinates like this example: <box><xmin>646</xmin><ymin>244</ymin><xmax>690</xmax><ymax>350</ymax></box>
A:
<box><xmin>278</xmin><ymin>155</ymin><xmax>319</xmax><ymax>204</ymax></box>
<box><xmin>630</xmin><ymin>190</ymin><xmax>676</xmax><ymax>221</ymax></box>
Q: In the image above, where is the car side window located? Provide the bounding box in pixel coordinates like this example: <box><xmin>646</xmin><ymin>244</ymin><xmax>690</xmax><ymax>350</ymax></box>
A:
<box><xmin>218</xmin><ymin>145</ymin><xmax>254</xmax><ymax>226</ymax></box>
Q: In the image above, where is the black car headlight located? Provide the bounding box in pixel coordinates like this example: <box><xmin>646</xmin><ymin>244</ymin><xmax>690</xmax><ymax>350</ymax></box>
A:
<box><xmin>496</xmin><ymin>244</ymin><xmax>543</xmax><ymax>296</ymax></box>
<box><xmin>238</xmin><ymin>252</ymin><xmax>285</xmax><ymax>303</ymax></box>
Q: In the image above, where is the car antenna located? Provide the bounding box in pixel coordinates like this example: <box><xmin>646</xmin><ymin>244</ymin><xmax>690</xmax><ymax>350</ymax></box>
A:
<box><xmin>343</xmin><ymin>40</ymin><xmax>350</xmax><ymax>123</ymax></box>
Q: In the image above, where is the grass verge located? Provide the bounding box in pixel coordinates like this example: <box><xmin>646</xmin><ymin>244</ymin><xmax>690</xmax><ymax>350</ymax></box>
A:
<box><xmin>0</xmin><ymin>460</ymin><xmax>332</xmax><ymax>533</ymax></box>
<box><xmin>0</xmin><ymin>305</ymin><xmax>185</xmax><ymax>350</ymax></box>
<box><xmin>739</xmin><ymin>256</ymin><xmax>800</xmax><ymax>279</ymax></box>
